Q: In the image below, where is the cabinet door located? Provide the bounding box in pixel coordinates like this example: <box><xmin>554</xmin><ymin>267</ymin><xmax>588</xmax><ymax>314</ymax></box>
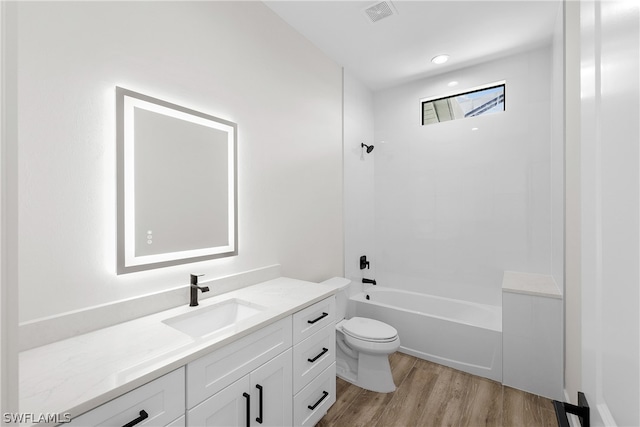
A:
<box><xmin>188</xmin><ymin>377</ymin><xmax>251</xmax><ymax>427</ymax></box>
<box><xmin>250</xmin><ymin>349</ymin><xmax>292</xmax><ymax>427</ymax></box>
<box><xmin>187</xmin><ymin>350</ymin><xmax>293</xmax><ymax>427</ymax></box>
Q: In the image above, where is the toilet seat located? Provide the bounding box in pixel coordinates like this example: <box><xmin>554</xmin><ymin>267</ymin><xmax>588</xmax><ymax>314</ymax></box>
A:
<box><xmin>341</xmin><ymin>317</ymin><xmax>398</xmax><ymax>343</ymax></box>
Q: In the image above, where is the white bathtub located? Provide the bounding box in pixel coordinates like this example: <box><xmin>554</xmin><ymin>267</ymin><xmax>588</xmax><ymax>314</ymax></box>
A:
<box><xmin>350</xmin><ymin>287</ymin><xmax>502</xmax><ymax>382</ymax></box>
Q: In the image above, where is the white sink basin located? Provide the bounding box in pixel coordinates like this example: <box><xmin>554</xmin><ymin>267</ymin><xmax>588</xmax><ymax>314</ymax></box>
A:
<box><xmin>163</xmin><ymin>299</ymin><xmax>264</xmax><ymax>337</ymax></box>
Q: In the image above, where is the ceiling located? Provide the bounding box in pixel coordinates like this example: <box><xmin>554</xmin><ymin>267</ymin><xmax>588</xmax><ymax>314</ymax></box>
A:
<box><xmin>265</xmin><ymin>1</ymin><xmax>562</xmax><ymax>91</ymax></box>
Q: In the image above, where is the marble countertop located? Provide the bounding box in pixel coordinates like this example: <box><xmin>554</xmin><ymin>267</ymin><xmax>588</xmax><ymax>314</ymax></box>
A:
<box><xmin>19</xmin><ymin>277</ymin><xmax>340</xmax><ymax>422</ymax></box>
<box><xmin>501</xmin><ymin>271</ymin><xmax>562</xmax><ymax>299</ymax></box>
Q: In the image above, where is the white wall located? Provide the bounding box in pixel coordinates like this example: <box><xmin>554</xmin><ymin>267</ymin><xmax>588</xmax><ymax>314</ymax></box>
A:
<box><xmin>1</xmin><ymin>0</ymin><xmax>19</xmax><ymax>414</ymax></box>
<box><xmin>551</xmin><ymin>1</ymin><xmax>565</xmax><ymax>292</ymax></box>
<box><xmin>577</xmin><ymin>0</ymin><xmax>640</xmax><ymax>425</ymax></box>
<box><xmin>343</xmin><ymin>70</ymin><xmax>375</xmax><ymax>285</ymax></box>
<box><xmin>373</xmin><ymin>48</ymin><xmax>554</xmax><ymax>306</ymax></box>
<box><xmin>564</xmin><ymin>0</ymin><xmax>582</xmax><ymax>408</ymax></box>
<box><xmin>549</xmin><ymin>2</ymin><xmax>566</xmax><ymax>402</ymax></box>
<box><xmin>15</xmin><ymin>1</ymin><xmax>344</xmax><ymax>323</ymax></box>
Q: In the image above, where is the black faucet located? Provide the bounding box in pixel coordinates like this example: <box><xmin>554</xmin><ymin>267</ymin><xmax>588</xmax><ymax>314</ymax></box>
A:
<box><xmin>190</xmin><ymin>274</ymin><xmax>209</xmax><ymax>307</ymax></box>
<box><xmin>362</xmin><ymin>278</ymin><xmax>376</xmax><ymax>285</ymax></box>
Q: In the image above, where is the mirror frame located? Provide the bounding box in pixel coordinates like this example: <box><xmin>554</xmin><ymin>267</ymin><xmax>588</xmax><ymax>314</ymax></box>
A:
<box><xmin>116</xmin><ymin>87</ymin><xmax>237</xmax><ymax>274</ymax></box>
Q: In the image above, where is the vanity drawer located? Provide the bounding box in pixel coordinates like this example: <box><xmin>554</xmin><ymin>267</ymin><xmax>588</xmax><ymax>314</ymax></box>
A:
<box><xmin>292</xmin><ymin>297</ymin><xmax>336</xmax><ymax>345</ymax></box>
<box><xmin>293</xmin><ymin>363</ymin><xmax>336</xmax><ymax>427</ymax></box>
<box><xmin>293</xmin><ymin>322</ymin><xmax>335</xmax><ymax>394</ymax></box>
<box><xmin>68</xmin><ymin>367</ymin><xmax>185</xmax><ymax>427</ymax></box>
<box><xmin>186</xmin><ymin>316</ymin><xmax>292</xmax><ymax>408</ymax></box>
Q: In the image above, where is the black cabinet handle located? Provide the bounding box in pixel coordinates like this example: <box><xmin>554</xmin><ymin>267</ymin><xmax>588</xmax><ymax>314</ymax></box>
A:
<box><xmin>243</xmin><ymin>392</ymin><xmax>250</xmax><ymax>427</ymax></box>
<box><xmin>307</xmin><ymin>391</ymin><xmax>329</xmax><ymax>410</ymax></box>
<box><xmin>256</xmin><ymin>384</ymin><xmax>264</xmax><ymax>424</ymax></box>
<box><xmin>307</xmin><ymin>312</ymin><xmax>328</xmax><ymax>324</ymax></box>
<box><xmin>122</xmin><ymin>410</ymin><xmax>148</xmax><ymax>427</ymax></box>
<box><xmin>307</xmin><ymin>347</ymin><xmax>329</xmax><ymax>363</ymax></box>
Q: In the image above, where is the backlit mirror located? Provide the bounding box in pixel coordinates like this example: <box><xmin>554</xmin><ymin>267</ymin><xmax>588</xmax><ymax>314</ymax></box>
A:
<box><xmin>116</xmin><ymin>87</ymin><xmax>237</xmax><ymax>274</ymax></box>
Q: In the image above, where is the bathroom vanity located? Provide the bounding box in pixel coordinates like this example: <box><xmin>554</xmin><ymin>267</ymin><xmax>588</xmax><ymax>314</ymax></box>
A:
<box><xmin>19</xmin><ymin>278</ymin><xmax>339</xmax><ymax>427</ymax></box>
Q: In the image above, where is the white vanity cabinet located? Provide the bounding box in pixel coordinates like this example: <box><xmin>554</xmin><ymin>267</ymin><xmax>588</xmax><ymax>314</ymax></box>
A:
<box><xmin>187</xmin><ymin>349</ymin><xmax>292</xmax><ymax>427</ymax></box>
<box><xmin>59</xmin><ymin>292</ymin><xmax>339</xmax><ymax>427</ymax></box>
<box><xmin>185</xmin><ymin>317</ymin><xmax>293</xmax><ymax>427</ymax></box>
<box><xmin>67</xmin><ymin>367</ymin><xmax>185</xmax><ymax>427</ymax></box>
<box><xmin>186</xmin><ymin>296</ymin><xmax>338</xmax><ymax>427</ymax></box>
<box><xmin>291</xmin><ymin>297</ymin><xmax>337</xmax><ymax>427</ymax></box>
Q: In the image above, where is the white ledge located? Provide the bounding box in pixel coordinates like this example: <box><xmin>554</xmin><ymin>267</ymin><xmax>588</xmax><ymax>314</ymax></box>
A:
<box><xmin>501</xmin><ymin>271</ymin><xmax>562</xmax><ymax>299</ymax></box>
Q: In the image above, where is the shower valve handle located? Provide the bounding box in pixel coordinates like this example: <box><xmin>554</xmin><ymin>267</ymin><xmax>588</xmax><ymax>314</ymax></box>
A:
<box><xmin>360</xmin><ymin>255</ymin><xmax>370</xmax><ymax>270</ymax></box>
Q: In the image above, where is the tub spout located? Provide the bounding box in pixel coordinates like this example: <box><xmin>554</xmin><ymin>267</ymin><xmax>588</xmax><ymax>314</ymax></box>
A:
<box><xmin>362</xmin><ymin>278</ymin><xmax>376</xmax><ymax>285</ymax></box>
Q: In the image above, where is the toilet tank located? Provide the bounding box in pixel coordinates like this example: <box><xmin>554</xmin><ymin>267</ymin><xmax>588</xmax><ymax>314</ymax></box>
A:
<box><xmin>320</xmin><ymin>277</ymin><xmax>352</xmax><ymax>319</ymax></box>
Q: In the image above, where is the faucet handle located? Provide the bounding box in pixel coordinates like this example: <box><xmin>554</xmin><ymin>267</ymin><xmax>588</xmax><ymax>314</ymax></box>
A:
<box><xmin>190</xmin><ymin>273</ymin><xmax>204</xmax><ymax>285</ymax></box>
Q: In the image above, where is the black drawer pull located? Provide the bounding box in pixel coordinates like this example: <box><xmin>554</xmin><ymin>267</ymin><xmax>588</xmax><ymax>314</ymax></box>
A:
<box><xmin>122</xmin><ymin>410</ymin><xmax>148</xmax><ymax>427</ymax></box>
<box><xmin>307</xmin><ymin>312</ymin><xmax>328</xmax><ymax>324</ymax></box>
<box><xmin>243</xmin><ymin>392</ymin><xmax>250</xmax><ymax>427</ymax></box>
<box><xmin>308</xmin><ymin>391</ymin><xmax>329</xmax><ymax>410</ymax></box>
<box><xmin>256</xmin><ymin>384</ymin><xmax>264</xmax><ymax>424</ymax></box>
<box><xmin>308</xmin><ymin>347</ymin><xmax>329</xmax><ymax>363</ymax></box>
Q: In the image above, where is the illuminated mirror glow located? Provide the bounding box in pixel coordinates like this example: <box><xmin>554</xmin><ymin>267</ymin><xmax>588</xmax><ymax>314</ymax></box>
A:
<box><xmin>116</xmin><ymin>87</ymin><xmax>237</xmax><ymax>274</ymax></box>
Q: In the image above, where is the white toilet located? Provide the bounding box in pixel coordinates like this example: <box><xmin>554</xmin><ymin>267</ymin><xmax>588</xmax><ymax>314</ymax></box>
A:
<box><xmin>322</xmin><ymin>277</ymin><xmax>400</xmax><ymax>393</ymax></box>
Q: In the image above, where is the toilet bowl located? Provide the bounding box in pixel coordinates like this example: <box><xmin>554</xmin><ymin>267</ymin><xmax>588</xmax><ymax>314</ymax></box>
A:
<box><xmin>321</xmin><ymin>277</ymin><xmax>400</xmax><ymax>394</ymax></box>
<box><xmin>335</xmin><ymin>317</ymin><xmax>400</xmax><ymax>393</ymax></box>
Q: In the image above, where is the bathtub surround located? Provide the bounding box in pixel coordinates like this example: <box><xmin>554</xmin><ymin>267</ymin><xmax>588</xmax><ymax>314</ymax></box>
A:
<box><xmin>340</xmin><ymin>32</ymin><xmax>567</xmax><ymax>404</ymax></box>
<box><xmin>373</xmin><ymin>46</ymin><xmax>556</xmax><ymax>307</ymax></box>
<box><xmin>343</xmin><ymin>70</ymin><xmax>376</xmax><ymax>283</ymax></box>
<box><xmin>14</xmin><ymin>2</ymin><xmax>343</xmax><ymax>324</ymax></box>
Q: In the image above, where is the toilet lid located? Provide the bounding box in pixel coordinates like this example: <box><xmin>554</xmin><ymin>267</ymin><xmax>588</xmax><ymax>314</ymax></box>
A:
<box><xmin>342</xmin><ymin>317</ymin><xmax>398</xmax><ymax>341</ymax></box>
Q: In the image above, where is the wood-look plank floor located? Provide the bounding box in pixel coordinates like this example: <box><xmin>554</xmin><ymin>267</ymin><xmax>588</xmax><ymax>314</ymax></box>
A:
<box><xmin>317</xmin><ymin>352</ymin><xmax>557</xmax><ymax>427</ymax></box>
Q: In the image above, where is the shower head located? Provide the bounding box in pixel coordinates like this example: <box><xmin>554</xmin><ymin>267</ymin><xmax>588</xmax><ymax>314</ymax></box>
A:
<box><xmin>361</xmin><ymin>143</ymin><xmax>374</xmax><ymax>153</ymax></box>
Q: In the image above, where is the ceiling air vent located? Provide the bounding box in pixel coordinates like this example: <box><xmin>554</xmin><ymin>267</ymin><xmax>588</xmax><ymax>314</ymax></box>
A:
<box><xmin>363</xmin><ymin>1</ymin><xmax>397</xmax><ymax>23</ymax></box>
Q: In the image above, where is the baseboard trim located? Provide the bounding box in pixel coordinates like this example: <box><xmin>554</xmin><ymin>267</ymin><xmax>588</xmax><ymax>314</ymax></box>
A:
<box><xmin>596</xmin><ymin>402</ymin><xmax>617</xmax><ymax>427</ymax></box>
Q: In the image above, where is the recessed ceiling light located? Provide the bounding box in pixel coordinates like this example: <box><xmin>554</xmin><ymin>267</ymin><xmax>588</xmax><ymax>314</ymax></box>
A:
<box><xmin>471</xmin><ymin>127</ymin><xmax>479</xmax><ymax>131</ymax></box>
<box><xmin>431</xmin><ymin>54</ymin><xmax>449</xmax><ymax>65</ymax></box>
<box><xmin>448</xmin><ymin>81</ymin><xmax>458</xmax><ymax>87</ymax></box>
